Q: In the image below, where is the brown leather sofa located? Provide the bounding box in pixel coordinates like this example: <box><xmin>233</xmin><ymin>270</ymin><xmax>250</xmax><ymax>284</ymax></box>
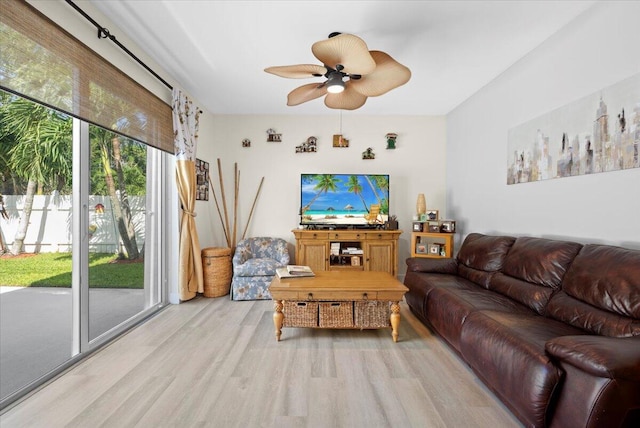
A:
<box><xmin>404</xmin><ymin>233</ymin><xmax>640</xmax><ymax>428</ymax></box>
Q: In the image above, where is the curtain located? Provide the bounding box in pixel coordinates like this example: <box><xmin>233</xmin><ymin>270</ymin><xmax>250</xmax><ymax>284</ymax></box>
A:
<box><xmin>173</xmin><ymin>88</ymin><xmax>203</xmax><ymax>301</ymax></box>
<box><xmin>1</xmin><ymin>0</ymin><xmax>174</xmax><ymax>153</ymax></box>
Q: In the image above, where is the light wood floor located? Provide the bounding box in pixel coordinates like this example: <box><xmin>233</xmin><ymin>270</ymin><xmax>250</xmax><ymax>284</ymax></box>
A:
<box><xmin>1</xmin><ymin>297</ymin><xmax>521</xmax><ymax>428</ymax></box>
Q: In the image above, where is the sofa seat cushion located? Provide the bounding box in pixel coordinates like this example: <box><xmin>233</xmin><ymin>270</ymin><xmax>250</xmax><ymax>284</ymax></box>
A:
<box><xmin>426</xmin><ymin>286</ymin><xmax>531</xmax><ymax>352</ymax></box>
<box><xmin>546</xmin><ymin>291</ymin><xmax>640</xmax><ymax>338</ymax></box>
<box><xmin>233</xmin><ymin>258</ymin><xmax>281</xmax><ymax>277</ymax></box>
<box><xmin>404</xmin><ymin>272</ymin><xmax>479</xmax><ymax>325</ymax></box>
<box><xmin>460</xmin><ymin>310</ymin><xmax>586</xmax><ymax>427</ymax></box>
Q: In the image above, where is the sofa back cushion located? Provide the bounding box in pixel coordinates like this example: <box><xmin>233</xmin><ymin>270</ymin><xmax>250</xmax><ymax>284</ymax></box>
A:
<box><xmin>489</xmin><ymin>237</ymin><xmax>583</xmax><ymax>314</ymax></box>
<box><xmin>546</xmin><ymin>244</ymin><xmax>640</xmax><ymax>337</ymax></box>
<box><xmin>456</xmin><ymin>233</ymin><xmax>516</xmax><ymax>288</ymax></box>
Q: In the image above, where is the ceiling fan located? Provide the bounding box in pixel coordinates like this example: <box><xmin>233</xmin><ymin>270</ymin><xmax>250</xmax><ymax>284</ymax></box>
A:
<box><xmin>264</xmin><ymin>32</ymin><xmax>411</xmax><ymax>110</ymax></box>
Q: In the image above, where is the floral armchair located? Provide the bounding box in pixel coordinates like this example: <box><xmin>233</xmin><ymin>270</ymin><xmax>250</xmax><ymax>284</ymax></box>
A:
<box><xmin>231</xmin><ymin>237</ymin><xmax>290</xmax><ymax>300</ymax></box>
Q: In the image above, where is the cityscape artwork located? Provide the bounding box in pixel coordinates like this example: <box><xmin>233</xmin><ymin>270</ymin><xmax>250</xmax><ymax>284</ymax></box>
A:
<box><xmin>507</xmin><ymin>73</ymin><xmax>639</xmax><ymax>185</ymax></box>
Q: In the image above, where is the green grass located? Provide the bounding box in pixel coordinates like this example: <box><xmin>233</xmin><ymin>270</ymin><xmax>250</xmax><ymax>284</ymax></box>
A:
<box><xmin>0</xmin><ymin>253</ymin><xmax>144</xmax><ymax>288</ymax></box>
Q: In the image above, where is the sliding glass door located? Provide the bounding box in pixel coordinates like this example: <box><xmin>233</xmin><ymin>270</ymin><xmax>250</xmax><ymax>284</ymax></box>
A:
<box><xmin>88</xmin><ymin>127</ymin><xmax>150</xmax><ymax>341</ymax></box>
<box><xmin>0</xmin><ymin>93</ymin><xmax>74</xmax><ymax>402</ymax></box>
<box><xmin>0</xmin><ymin>93</ymin><xmax>168</xmax><ymax>409</ymax></box>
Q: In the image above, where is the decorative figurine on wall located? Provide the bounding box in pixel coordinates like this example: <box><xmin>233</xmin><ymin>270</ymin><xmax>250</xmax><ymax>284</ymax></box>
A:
<box><xmin>296</xmin><ymin>136</ymin><xmax>318</xmax><ymax>153</ymax></box>
<box><xmin>362</xmin><ymin>147</ymin><xmax>375</xmax><ymax>160</ymax></box>
<box><xmin>333</xmin><ymin>134</ymin><xmax>349</xmax><ymax>147</ymax></box>
<box><xmin>266</xmin><ymin>128</ymin><xmax>282</xmax><ymax>142</ymax></box>
<box><xmin>386</xmin><ymin>132</ymin><xmax>398</xmax><ymax>149</ymax></box>
<box><xmin>242</xmin><ymin>138</ymin><xmax>251</xmax><ymax>147</ymax></box>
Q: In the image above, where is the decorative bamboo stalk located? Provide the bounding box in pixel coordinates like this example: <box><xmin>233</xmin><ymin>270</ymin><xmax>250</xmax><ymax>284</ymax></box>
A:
<box><xmin>242</xmin><ymin>176</ymin><xmax>264</xmax><ymax>240</ymax></box>
<box><xmin>232</xmin><ymin>163</ymin><xmax>239</xmax><ymax>249</ymax></box>
<box><xmin>211</xmin><ymin>186</ymin><xmax>229</xmax><ymax>247</ymax></box>
<box><xmin>217</xmin><ymin>158</ymin><xmax>232</xmax><ymax>247</ymax></box>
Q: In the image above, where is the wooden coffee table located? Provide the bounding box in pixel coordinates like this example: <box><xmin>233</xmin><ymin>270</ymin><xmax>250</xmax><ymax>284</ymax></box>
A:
<box><xmin>269</xmin><ymin>270</ymin><xmax>409</xmax><ymax>342</ymax></box>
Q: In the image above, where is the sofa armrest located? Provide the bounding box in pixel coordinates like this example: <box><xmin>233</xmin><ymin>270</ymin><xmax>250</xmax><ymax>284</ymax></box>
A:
<box><xmin>405</xmin><ymin>257</ymin><xmax>458</xmax><ymax>274</ymax></box>
<box><xmin>546</xmin><ymin>335</ymin><xmax>640</xmax><ymax>381</ymax></box>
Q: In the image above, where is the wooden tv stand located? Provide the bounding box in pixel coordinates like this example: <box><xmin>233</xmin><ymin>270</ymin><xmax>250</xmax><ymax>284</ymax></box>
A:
<box><xmin>292</xmin><ymin>229</ymin><xmax>402</xmax><ymax>277</ymax></box>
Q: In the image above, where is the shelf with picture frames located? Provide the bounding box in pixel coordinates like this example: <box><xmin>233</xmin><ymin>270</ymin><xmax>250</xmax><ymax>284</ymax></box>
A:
<box><xmin>410</xmin><ymin>217</ymin><xmax>456</xmax><ymax>259</ymax></box>
<box><xmin>411</xmin><ymin>231</ymin><xmax>455</xmax><ymax>258</ymax></box>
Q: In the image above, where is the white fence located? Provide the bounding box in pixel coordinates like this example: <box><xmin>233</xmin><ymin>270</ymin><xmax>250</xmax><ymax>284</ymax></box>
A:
<box><xmin>0</xmin><ymin>193</ymin><xmax>146</xmax><ymax>254</ymax></box>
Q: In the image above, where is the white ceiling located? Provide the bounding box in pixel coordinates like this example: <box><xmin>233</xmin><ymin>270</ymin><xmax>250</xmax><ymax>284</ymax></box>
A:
<box><xmin>89</xmin><ymin>0</ymin><xmax>596</xmax><ymax>116</ymax></box>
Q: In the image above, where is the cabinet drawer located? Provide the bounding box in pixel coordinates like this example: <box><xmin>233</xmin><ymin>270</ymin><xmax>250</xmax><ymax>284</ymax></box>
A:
<box><xmin>302</xmin><ymin>232</ymin><xmax>328</xmax><ymax>240</ymax></box>
<box><xmin>304</xmin><ymin>290</ymin><xmax>377</xmax><ymax>301</ymax></box>
<box><xmin>376</xmin><ymin>291</ymin><xmax>407</xmax><ymax>301</ymax></box>
<box><xmin>328</xmin><ymin>232</ymin><xmax>363</xmax><ymax>240</ymax></box>
<box><xmin>272</xmin><ymin>290</ymin><xmax>300</xmax><ymax>300</ymax></box>
<box><xmin>365</xmin><ymin>232</ymin><xmax>395</xmax><ymax>240</ymax></box>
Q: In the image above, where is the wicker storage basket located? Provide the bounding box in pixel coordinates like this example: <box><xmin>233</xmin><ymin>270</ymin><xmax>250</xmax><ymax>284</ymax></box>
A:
<box><xmin>283</xmin><ymin>301</ymin><xmax>318</xmax><ymax>327</ymax></box>
<box><xmin>354</xmin><ymin>301</ymin><xmax>391</xmax><ymax>328</ymax></box>
<box><xmin>201</xmin><ymin>247</ymin><xmax>232</xmax><ymax>297</ymax></box>
<box><xmin>319</xmin><ymin>302</ymin><xmax>354</xmax><ymax>328</ymax></box>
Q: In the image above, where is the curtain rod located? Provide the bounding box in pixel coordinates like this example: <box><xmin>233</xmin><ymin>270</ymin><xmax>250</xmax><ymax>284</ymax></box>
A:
<box><xmin>64</xmin><ymin>0</ymin><xmax>173</xmax><ymax>91</ymax></box>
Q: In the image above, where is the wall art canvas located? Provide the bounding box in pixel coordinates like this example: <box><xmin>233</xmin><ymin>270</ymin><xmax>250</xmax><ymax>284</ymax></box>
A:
<box><xmin>507</xmin><ymin>73</ymin><xmax>639</xmax><ymax>185</ymax></box>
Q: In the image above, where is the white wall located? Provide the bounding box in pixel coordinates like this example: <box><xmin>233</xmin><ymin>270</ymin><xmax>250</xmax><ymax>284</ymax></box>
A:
<box><xmin>447</xmin><ymin>1</ymin><xmax>640</xmax><ymax>249</ymax></box>
<box><xmin>194</xmin><ymin>114</ymin><xmax>447</xmax><ymax>275</ymax></box>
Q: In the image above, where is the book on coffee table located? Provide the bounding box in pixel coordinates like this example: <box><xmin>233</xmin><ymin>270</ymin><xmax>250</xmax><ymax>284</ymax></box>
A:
<box><xmin>276</xmin><ymin>265</ymin><xmax>315</xmax><ymax>278</ymax></box>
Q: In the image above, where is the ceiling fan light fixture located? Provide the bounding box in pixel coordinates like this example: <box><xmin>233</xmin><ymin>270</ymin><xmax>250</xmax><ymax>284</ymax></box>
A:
<box><xmin>326</xmin><ymin>73</ymin><xmax>345</xmax><ymax>94</ymax></box>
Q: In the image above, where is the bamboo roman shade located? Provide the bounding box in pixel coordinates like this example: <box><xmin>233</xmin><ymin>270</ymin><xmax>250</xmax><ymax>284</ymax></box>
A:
<box><xmin>0</xmin><ymin>0</ymin><xmax>174</xmax><ymax>153</ymax></box>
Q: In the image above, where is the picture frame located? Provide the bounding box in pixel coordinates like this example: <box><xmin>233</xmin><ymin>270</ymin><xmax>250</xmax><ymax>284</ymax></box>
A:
<box><xmin>428</xmin><ymin>243</ymin><xmax>442</xmax><ymax>255</ymax></box>
<box><xmin>428</xmin><ymin>222</ymin><xmax>440</xmax><ymax>233</ymax></box>
<box><xmin>195</xmin><ymin>158</ymin><xmax>210</xmax><ymax>201</ymax></box>
<box><xmin>426</xmin><ymin>210</ymin><xmax>439</xmax><ymax>221</ymax></box>
<box><xmin>416</xmin><ymin>244</ymin><xmax>428</xmax><ymax>254</ymax></box>
<box><xmin>441</xmin><ymin>220</ymin><xmax>456</xmax><ymax>233</ymax></box>
<box><xmin>412</xmin><ymin>222</ymin><xmax>424</xmax><ymax>232</ymax></box>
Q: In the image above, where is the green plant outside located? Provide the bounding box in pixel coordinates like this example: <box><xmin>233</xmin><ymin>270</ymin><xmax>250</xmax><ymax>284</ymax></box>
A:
<box><xmin>0</xmin><ymin>253</ymin><xmax>143</xmax><ymax>288</ymax></box>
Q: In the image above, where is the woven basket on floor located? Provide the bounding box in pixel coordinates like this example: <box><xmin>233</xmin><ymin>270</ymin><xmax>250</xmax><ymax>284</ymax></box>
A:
<box><xmin>201</xmin><ymin>247</ymin><xmax>232</xmax><ymax>297</ymax></box>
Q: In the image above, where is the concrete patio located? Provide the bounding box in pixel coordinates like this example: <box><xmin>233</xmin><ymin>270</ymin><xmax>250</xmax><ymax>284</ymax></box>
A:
<box><xmin>0</xmin><ymin>286</ymin><xmax>144</xmax><ymax>400</ymax></box>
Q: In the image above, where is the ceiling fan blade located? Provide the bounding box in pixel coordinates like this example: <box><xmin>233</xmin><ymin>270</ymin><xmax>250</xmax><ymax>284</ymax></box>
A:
<box><xmin>287</xmin><ymin>83</ymin><xmax>327</xmax><ymax>106</ymax></box>
<box><xmin>312</xmin><ymin>33</ymin><xmax>376</xmax><ymax>75</ymax></box>
<box><xmin>324</xmin><ymin>86</ymin><xmax>367</xmax><ymax>110</ymax></box>
<box><xmin>264</xmin><ymin>64</ymin><xmax>327</xmax><ymax>78</ymax></box>
<box><xmin>349</xmin><ymin>51</ymin><xmax>411</xmax><ymax>97</ymax></box>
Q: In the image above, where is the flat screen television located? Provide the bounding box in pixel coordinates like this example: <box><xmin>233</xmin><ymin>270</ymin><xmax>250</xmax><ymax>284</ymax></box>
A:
<box><xmin>300</xmin><ymin>174</ymin><xmax>389</xmax><ymax>228</ymax></box>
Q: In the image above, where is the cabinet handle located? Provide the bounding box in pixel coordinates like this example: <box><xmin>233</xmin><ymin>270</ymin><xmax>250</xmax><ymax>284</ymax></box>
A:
<box><xmin>307</xmin><ymin>293</ymin><xmax>313</xmax><ymax>300</ymax></box>
<box><xmin>362</xmin><ymin>292</ymin><xmax>368</xmax><ymax>301</ymax></box>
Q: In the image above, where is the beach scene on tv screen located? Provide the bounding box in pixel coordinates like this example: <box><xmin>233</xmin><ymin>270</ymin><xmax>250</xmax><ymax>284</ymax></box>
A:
<box><xmin>300</xmin><ymin>174</ymin><xmax>389</xmax><ymax>225</ymax></box>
